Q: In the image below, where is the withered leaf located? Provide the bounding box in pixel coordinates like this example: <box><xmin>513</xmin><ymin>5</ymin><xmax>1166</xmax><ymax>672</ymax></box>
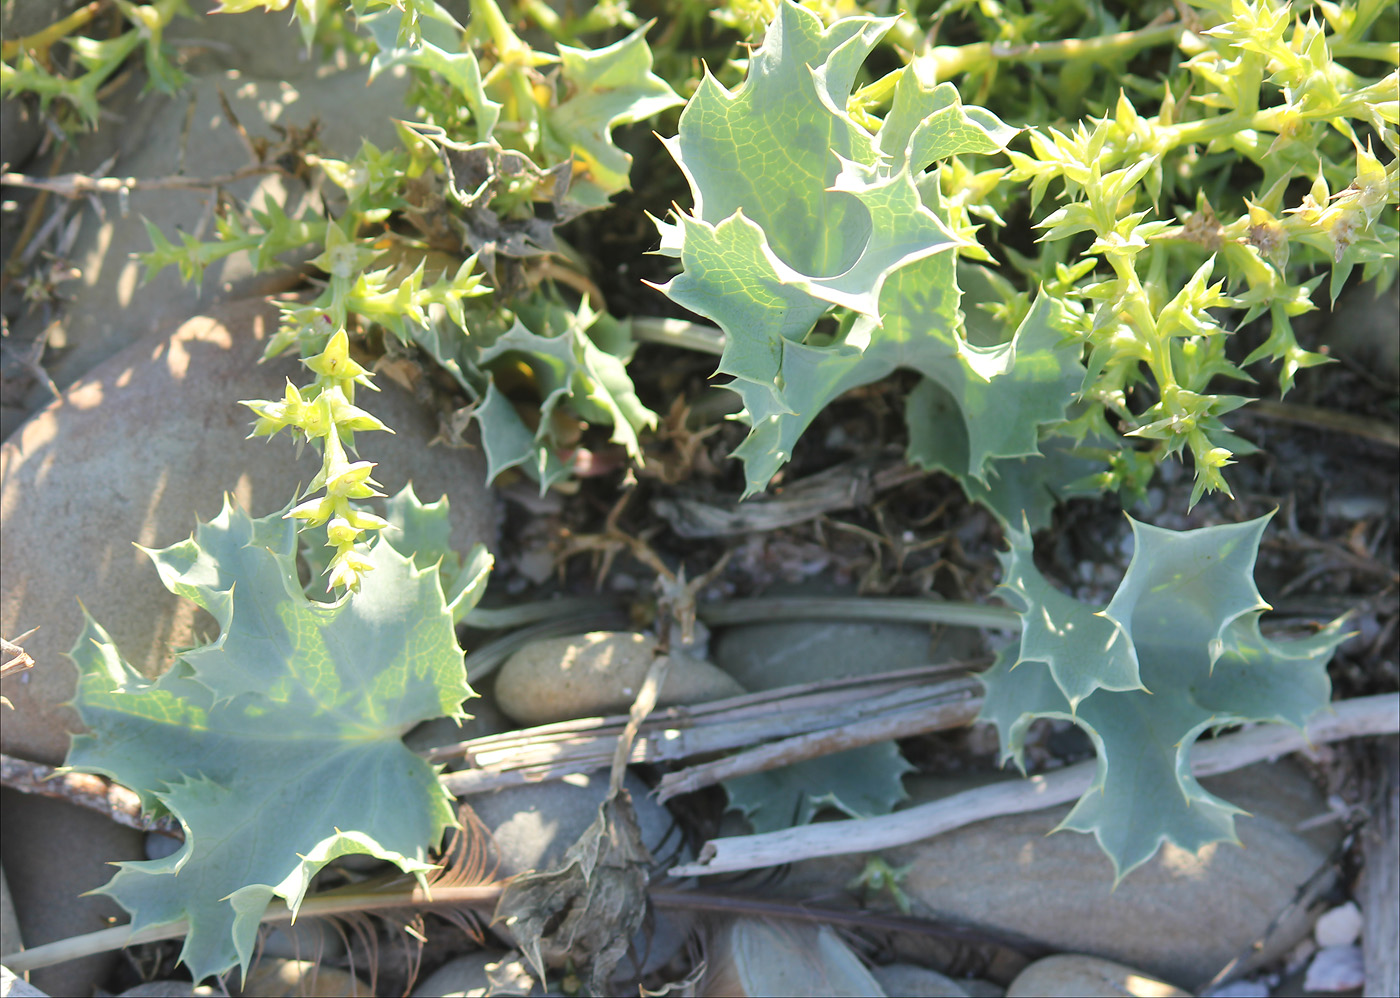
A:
<box><xmin>493</xmin><ymin>790</ymin><xmax>654</xmax><ymax>995</ymax></box>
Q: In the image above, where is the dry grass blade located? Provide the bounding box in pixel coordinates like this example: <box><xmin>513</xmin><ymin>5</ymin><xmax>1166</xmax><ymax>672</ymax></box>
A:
<box><xmin>651</xmin><ymin>457</ymin><xmax>927</xmax><ymax>538</ymax></box>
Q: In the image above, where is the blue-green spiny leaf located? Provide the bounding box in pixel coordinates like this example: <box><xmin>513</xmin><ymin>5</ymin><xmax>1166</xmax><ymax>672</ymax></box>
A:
<box><xmin>65</xmin><ymin>492</ymin><xmax>474</xmax><ymax>982</ymax></box>
<box><xmin>979</xmin><ymin>513</ymin><xmax>1344</xmax><ymax>883</ymax></box>
<box><xmin>655</xmin><ymin>2</ymin><xmax>1077</xmax><ymax>512</ymax></box>
<box><xmin>723</xmin><ymin>742</ymin><xmax>913</xmax><ymax>835</ymax></box>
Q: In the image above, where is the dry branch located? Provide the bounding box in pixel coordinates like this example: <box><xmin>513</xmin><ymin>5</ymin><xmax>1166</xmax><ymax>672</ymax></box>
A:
<box><xmin>437</xmin><ymin>666</ymin><xmax>981</xmax><ymax>796</ymax></box>
<box><xmin>1</xmin><ymin>164</ymin><xmax>280</xmax><ymax>198</ymax></box>
<box><xmin>0</xmin><ymin>880</ymin><xmax>1046</xmax><ymax>975</ymax></box>
<box><xmin>669</xmin><ymin>693</ymin><xmax>1400</xmax><ymax>877</ymax></box>
<box><xmin>655</xmin><ymin>683</ymin><xmax>983</xmax><ymax>800</ymax></box>
<box><xmin>0</xmin><ymin>753</ymin><xmax>182</xmax><ymax>838</ymax></box>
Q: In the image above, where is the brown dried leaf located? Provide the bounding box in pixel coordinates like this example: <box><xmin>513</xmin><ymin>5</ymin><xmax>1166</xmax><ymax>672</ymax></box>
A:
<box><xmin>492</xmin><ymin>791</ymin><xmax>653</xmax><ymax>995</ymax></box>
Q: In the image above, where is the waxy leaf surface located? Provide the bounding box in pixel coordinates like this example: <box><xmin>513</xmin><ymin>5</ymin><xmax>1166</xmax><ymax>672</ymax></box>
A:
<box><xmin>474</xmin><ymin>300</ymin><xmax>656</xmax><ymax>490</ymax></box>
<box><xmin>65</xmin><ymin>494</ymin><xmax>471</xmax><ymax>982</ymax></box>
<box><xmin>724</xmin><ymin>741</ymin><xmax>912</xmax><ymax>834</ymax></box>
<box><xmin>656</xmin><ymin>2</ymin><xmax>1075</xmax><ymax>505</ymax></box>
<box><xmin>979</xmin><ymin>514</ymin><xmax>1344</xmax><ymax>881</ymax></box>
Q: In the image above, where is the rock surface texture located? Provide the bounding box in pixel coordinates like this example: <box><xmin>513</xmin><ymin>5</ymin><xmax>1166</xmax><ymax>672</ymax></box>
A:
<box><xmin>1005</xmin><ymin>955</ymin><xmax>1190</xmax><ymax>997</ymax></box>
<box><xmin>494</xmin><ymin>631</ymin><xmax>745</xmax><ymax>726</ymax></box>
<box><xmin>777</xmin><ymin>760</ymin><xmax>1340</xmax><ymax>992</ymax></box>
<box><xmin>6</xmin><ymin>9</ymin><xmax>412</xmax><ymax>404</ymax></box>
<box><xmin>0</xmin><ymin>791</ymin><xmax>144</xmax><ymax>998</ymax></box>
<box><xmin>0</xmin><ymin>297</ymin><xmax>497</xmax><ymax>765</ymax></box>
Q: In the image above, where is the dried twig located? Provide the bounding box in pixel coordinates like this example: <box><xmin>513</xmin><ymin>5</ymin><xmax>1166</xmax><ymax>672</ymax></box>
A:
<box><xmin>1</xmin><ymin>627</ymin><xmax>39</xmax><ymax>710</ymax></box>
<box><xmin>1</xmin><ymin>163</ymin><xmax>281</xmax><ymax>199</ymax></box>
<box><xmin>436</xmin><ymin>667</ymin><xmax>980</xmax><ymax>796</ymax></box>
<box><xmin>1245</xmin><ymin>398</ymin><xmax>1400</xmax><ymax>449</ymax></box>
<box><xmin>0</xmin><ymin>879</ymin><xmax>1047</xmax><ymax>975</ymax></box>
<box><xmin>652</xmin><ymin>457</ymin><xmax>928</xmax><ymax>538</ymax></box>
<box><xmin>0</xmin><ymin>753</ymin><xmax>182</xmax><ymax>838</ymax></box>
<box><xmin>669</xmin><ymin>693</ymin><xmax>1400</xmax><ymax>877</ymax></box>
<box><xmin>0</xmin><ymin>144</ymin><xmax>68</xmax><ymax>290</ymax></box>
<box><xmin>655</xmin><ymin>685</ymin><xmax>983</xmax><ymax>800</ymax></box>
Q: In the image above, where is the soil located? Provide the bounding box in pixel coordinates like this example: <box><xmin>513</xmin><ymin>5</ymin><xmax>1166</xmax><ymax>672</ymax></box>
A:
<box><xmin>1</xmin><ymin>10</ymin><xmax>1396</xmax><ymax>998</ymax></box>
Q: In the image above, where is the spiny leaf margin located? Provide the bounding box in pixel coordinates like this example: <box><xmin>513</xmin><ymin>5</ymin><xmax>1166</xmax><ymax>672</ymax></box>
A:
<box><xmin>978</xmin><ymin>512</ymin><xmax>1345</xmax><ymax>882</ymax></box>
<box><xmin>64</xmin><ymin>490</ymin><xmax>474</xmax><ymax>983</ymax></box>
<box><xmin>653</xmin><ymin>0</ymin><xmax>1079</xmax><ymax>515</ymax></box>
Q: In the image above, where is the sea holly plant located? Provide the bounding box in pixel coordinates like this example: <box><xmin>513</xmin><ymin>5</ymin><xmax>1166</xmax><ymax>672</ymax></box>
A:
<box><xmin>133</xmin><ymin>0</ymin><xmax>682</xmax><ymax>573</ymax></box>
<box><xmin>63</xmin><ymin>486</ymin><xmax>487</xmax><ymax>982</ymax></box>
<box><xmin>651</xmin><ymin>1</ymin><xmax>1088</xmax><ymax>523</ymax></box>
<box><xmin>979</xmin><ymin>513</ymin><xmax>1347</xmax><ymax>880</ymax></box>
<box><xmin>655</xmin><ymin>0</ymin><xmax>1397</xmax><ymax>519</ymax></box>
<box><xmin>723</xmin><ymin>741</ymin><xmax>913</xmax><ymax>835</ymax></box>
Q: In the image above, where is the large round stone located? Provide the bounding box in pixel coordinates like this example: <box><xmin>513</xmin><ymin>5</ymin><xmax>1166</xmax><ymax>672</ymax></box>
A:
<box><xmin>494</xmin><ymin>632</ymin><xmax>745</xmax><ymax>726</ymax></box>
<box><xmin>776</xmin><ymin>760</ymin><xmax>1341</xmax><ymax>992</ymax></box>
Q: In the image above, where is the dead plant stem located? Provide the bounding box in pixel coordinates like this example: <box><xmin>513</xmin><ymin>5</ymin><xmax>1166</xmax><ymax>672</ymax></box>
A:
<box><xmin>669</xmin><ymin>693</ymin><xmax>1400</xmax><ymax>877</ymax></box>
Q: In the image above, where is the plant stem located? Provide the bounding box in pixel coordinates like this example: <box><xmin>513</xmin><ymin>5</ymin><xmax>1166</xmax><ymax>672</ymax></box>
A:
<box><xmin>630</xmin><ymin>316</ymin><xmax>725</xmax><ymax>355</ymax></box>
<box><xmin>459</xmin><ymin>595</ymin><xmax>1016</xmax><ymax>677</ymax></box>
<box><xmin>0</xmin><ymin>0</ymin><xmax>106</xmax><ymax>63</ymax></box>
<box><xmin>697</xmin><ymin>596</ymin><xmax>1021</xmax><ymax>631</ymax></box>
<box><xmin>462</xmin><ymin>596</ymin><xmax>619</xmax><ymax>630</ymax></box>
<box><xmin>0</xmin><ymin>881</ymin><xmax>1047</xmax><ymax>974</ymax></box>
<box><xmin>929</xmin><ymin>21</ymin><xmax>1183</xmax><ymax>80</ymax></box>
<box><xmin>670</xmin><ymin>693</ymin><xmax>1400</xmax><ymax>877</ymax></box>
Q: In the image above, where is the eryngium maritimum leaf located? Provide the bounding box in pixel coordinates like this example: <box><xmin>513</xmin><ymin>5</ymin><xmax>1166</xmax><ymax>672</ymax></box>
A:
<box><xmin>66</xmin><ymin>493</ymin><xmax>473</xmax><ymax>982</ymax></box>
<box><xmin>979</xmin><ymin>514</ymin><xmax>1344</xmax><ymax>882</ymax></box>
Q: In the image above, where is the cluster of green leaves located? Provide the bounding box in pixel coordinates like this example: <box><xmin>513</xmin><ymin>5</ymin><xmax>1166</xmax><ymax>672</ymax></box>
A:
<box><xmin>35</xmin><ymin>0</ymin><xmax>1379</xmax><ymax>963</ymax></box>
<box><xmin>1003</xmin><ymin>0</ymin><xmax>1398</xmax><ymax>506</ymax></box>
<box><xmin>65</xmin><ymin>485</ymin><xmax>488</xmax><ymax>983</ymax></box>
<box><xmin>1</xmin><ymin>0</ymin><xmax>187</xmax><ymax>129</ymax></box>
<box><xmin>654</xmin><ymin>2</ymin><xmax>1091</xmax><ymax>528</ymax></box>
<box><xmin>981</xmin><ymin>513</ymin><xmax>1345</xmax><ymax>880</ymax></box>
<box><xmin>137</xmin><ymin>0</ymin><xmax>683</xmax><ymax>588</ymax></box>
<box><xmin>650</xmin><ymin>0</ymin><xmax>1372</xmax><ymax>864</ymax></box>
<box><xmin>656</xmin><ymin>0</ymin><xmax>1397</xmax><ymax>523</ymax></box>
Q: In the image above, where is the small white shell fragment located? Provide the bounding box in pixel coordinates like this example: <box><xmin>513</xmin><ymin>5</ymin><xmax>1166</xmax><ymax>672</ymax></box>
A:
<box><xmin>1303</xmin><ymin>945</ymin><xmax>1365</xmax><ymax>993</ymax></box>
<box><xmin>1313</xmin><ymin>901</ymin><xmax>1362</xmax><ymax>947</ymax></box>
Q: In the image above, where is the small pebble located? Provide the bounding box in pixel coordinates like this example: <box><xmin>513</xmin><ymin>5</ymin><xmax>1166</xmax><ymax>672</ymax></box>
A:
<box><xmin>1324</xmin><ymin>496</ymin><xmax>1388</xmax><ymax>521</ymax></box>
<box><xmin>115</xmin><ymin>982</ymin><xmax>220</xmax><ymax>997</ymax></box>
<box><xmin>869</xmin><ymin>962</ymin><xmax>970</xmax><ymax>997</ymax></box>
<box><xmin>411</xmin><ymin>951</ymin><xmax>546</xmax><ymax>997</ymax></box>
<box><xmin>1303</xmin><ymin>945</ymin><xmax>1364</xmax><ymax>993</ymax></box>
<box><xmin>1006</xmin><ymin>955</ymin><xmax>1190</xmax><ymax>997</ymax></box>
<box><xmin>494</xmin><ymin>632</ymin><xmax>743</xmax><ymax>726</ymax></box>
<box><xmin>1285</xmin><ymin>937</ymin><xmax>1317</xmax><ymax>974</ymax></box>
<box><xmin>1313</xmin><ymin>901</ymin><xmax>1362</xmax><ymax>948</ymax></box>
